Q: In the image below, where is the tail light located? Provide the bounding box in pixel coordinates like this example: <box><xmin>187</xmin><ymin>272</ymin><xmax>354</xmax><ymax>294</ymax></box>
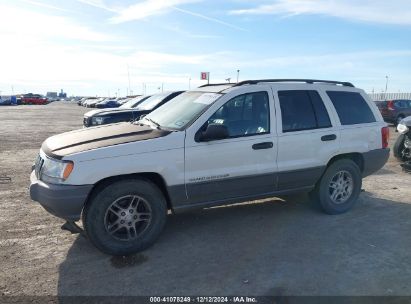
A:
<box><xmin>381</xmin><ymin>126</ymin><xmax>390</xmax><ymax>148</ymax></box>
<box><xmin>387</xmin><ymin>100</ymin><xmax>395</xmax><ymax>111</ymax></box>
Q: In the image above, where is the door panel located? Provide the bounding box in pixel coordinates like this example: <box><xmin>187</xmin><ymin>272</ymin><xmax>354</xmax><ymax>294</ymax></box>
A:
<box><xmin>184</xmin><ymin>86</ymin><xmax>278</xmax><ymax>205</ymax></box>
<box><xmin>274</xmin><ymin>88</ymin><xmax>340</xmax><ymax>190</ymax></box>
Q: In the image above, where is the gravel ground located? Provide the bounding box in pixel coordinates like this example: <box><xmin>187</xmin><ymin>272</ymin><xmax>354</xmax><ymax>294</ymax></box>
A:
<box><xmin>0</xmin><ymin>103</ymin><xmax>410</xmax><ymax>297</ymax></box>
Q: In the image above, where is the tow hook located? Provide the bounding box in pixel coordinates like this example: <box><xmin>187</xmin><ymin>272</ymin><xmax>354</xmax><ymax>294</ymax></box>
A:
<box><xmin>61</xmin><ymin>221</ymin><xmax>84</xmax><ymax>234</ymax></box>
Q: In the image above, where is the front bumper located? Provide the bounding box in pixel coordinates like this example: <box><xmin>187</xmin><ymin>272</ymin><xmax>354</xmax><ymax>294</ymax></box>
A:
<box><xmin>29</xmin><ymin>171</ymin><xmax>93</xmax><ymax>221</ymax></box>
<box><xmin>362</xmin><ymin>148</ymin><xmax>390</xmax><ymax>177</ymax></box>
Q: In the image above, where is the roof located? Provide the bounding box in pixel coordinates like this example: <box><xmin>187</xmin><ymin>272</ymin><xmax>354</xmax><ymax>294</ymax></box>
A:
<box><xmin>195</xmin><ymin>84</ymin><xmax>235</xmax><ymax>93</ymax></box>
<box><xmin>234</xmin><ymin>79</ymin><xmax>354</xmax><ymax>87</ymax></box>
<box><xmin>196</xmin><ymin>79</ymin><xmax>355</xmax><ymax>93</ymax></box>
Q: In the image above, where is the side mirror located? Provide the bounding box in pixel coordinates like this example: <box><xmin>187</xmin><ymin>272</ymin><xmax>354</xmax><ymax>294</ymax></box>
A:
<box><xmin>196</xmin><ymin>124</ymin><xmax>229</xmax><ymax>142</ymax></box>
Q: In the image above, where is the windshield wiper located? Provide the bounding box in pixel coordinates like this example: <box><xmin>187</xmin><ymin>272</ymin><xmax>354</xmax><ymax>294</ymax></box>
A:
<box><xmin>145</xmin><ymin>118</ymin><xmax>162</xmax><ymax>129</ymax></box>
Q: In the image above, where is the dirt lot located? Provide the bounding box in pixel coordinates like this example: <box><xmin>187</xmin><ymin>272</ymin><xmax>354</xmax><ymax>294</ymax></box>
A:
<box><xmin>0</xmin><ymin>103</ymin><xmax>410</xmax><ymax>296</ymax></box>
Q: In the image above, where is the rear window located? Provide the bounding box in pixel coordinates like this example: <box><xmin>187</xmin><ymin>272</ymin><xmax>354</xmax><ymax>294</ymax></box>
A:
<box><xmin>327</xmin><ymin>91</ymin><xmax>376</xmax><ymax>125</ymax></box>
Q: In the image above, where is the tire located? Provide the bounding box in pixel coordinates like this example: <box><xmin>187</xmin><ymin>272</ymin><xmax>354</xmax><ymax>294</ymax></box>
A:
<box><xmin>82</xmin><ymin>179</ymin><xmax>167</xmax><ymax>256</ymax></box>
<box><xmin>310</xmin><ymin>159</ymin><xmax>362</xmax><ymax>215</ymax></box>
<box><xmin>393</xmin><ymin>134</ymin><xmax>406</xmax><ymax>161</ymax></box>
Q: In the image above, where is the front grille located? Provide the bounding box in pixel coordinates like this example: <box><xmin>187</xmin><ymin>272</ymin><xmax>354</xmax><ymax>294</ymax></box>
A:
<box><xmin>83</xmin><ymin>117</ymin><xmax>90</xmax><ymax>127</ymax></box>
<box><xmin>34</xmin><ymin>155</ymin><xmax>44</xmax><ymax>179</ymax></box>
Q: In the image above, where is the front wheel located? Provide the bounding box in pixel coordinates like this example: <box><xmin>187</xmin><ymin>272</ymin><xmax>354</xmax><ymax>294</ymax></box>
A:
<box><xmin>82</xmin><ymin>179</ymin><xmax>167</xmax><ymax>256</ymax></box>
<box><xmin>311</xmin><ymin>159</ymin><xmax>362</xmax><ymax>215</ymax></box>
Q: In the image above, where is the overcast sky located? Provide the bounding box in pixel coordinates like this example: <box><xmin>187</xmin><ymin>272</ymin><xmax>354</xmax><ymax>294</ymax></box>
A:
<box><xmin>0</xmin><ymin>0</ymin><xmax>410</xmax><ymax>96</ymax></box>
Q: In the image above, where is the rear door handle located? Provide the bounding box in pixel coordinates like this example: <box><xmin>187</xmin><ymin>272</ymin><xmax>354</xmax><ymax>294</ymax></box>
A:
<box><xmin>252</xmin><ymin>142</ymin><xmax>273</xmax><ymax>150</ymax></box>
<box><xmin>321</xmin><ymin>134</ymin><xmax>337</xmax><ymax>141</ymax></box>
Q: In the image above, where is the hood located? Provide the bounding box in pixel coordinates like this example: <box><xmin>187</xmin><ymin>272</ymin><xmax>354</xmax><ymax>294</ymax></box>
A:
<box><xmin>42</xmin><ymin>123</ymin><xmax>171</xmax><ymax>159</ymax></box>
<box><xmin>400</xmin><ymin>116</ymin><xmax>411</xmax><ymax>127</ymax></box>
<box><xmin>84</xmin><ymin>108</ymin><xmax>145</xmax><ymax>117</ymax></box>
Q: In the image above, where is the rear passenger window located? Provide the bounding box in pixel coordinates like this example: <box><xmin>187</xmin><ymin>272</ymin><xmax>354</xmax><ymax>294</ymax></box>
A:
<box><xmin>308</xmin><ymin>91</ymin><xmax>332</xmax><ymax>128</ymax></box>
<box><xmin>327</xmin><ymin>91</ymin><xmax>376</xmax><ymax>125</ymax></box>
<box><xmin>278</xmin><ymin>90</ymin><xmax>331</xmax><ymax>132</ymax></box>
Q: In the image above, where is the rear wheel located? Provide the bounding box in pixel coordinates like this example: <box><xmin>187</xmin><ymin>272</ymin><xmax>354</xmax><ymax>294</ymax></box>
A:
<box><xmin>83</xmin><ymin>179</ymin><xmax>167</xmax><ymax>256</ymax></box>
<box><xmin>311</xmin><ymin>159</ymin><xmax>362</xmax><ymax>214</ymax></box>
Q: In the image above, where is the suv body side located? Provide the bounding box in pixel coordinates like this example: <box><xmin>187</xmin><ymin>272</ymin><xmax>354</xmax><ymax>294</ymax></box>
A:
<box><xmin>31</xmin><ymin>83</ymin><xmax>389</xmax><ymax>220</ymax></box>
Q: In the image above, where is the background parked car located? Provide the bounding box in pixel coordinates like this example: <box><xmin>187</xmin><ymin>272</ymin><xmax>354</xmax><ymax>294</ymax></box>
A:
<box><xmin>0</xmin><ymin>96</ymin><xmax>12</xmax><ymax>106</ymax></box>
<box><xmin>375</xmin><ymin>99</ymin><xmax>411</xmax><ymax>125</ymax></box>
<box><xmin>21</xmin><ymin>93</ymin><xmax>48</xmax><ymax>105</ymax></box>
<box><xmin>394</xmin><ymin>117</ymin><xmax>411</xmax><ymax>162</ymax></box>
<box><xmin>95</xmin><ymin>98</ymin><xmax>120</xmax><ymax>109</ymax></box>
<box><xmin>83</xmin><ymin>97</ymin><xmax>104</xmax><ymax>108</ymax></box>
<box><xmin>77</xmin><ymin>97</ymin><xmax>88</xmax><ymax>106</ymax></box>
<box><xmin>83</xmin><ymin>91</ymin><xmax>183</xmax><ymax>127</ymax></box>
<box><xmin>117</xmin><ymin>97</ymin><xmax>132</xmax><ymax>105</ymax></box>
<box><xmin>119</xmin><ymin>95</ymin><xmax>151</xmax><ymax>109</ymax></box>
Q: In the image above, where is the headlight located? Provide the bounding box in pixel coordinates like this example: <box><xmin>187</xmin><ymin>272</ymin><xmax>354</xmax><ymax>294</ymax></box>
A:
<box><xmin>92</xmin><ymin>116</ymin><xmax>106</xmax><ymax>125</ymax></box>
<box><xmin>397</xmin><ymin>123</ymin><xmax>409</xmax><ymax>135</ymax></box>
<box><xmin>40</xmin><ymin>157</ymin><xmax>74</xmax><ymax>184</ymax></box>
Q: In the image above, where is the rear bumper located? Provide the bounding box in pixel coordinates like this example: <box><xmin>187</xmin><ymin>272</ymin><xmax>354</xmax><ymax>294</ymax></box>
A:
<box><xmin>29</xmin><ymin>171</ymin><xmax>93</xmax><ymax>221</ymax></box>
<box><xmin>362</xmin><ymin>148</ymin><xmax>390</xmax><ymax>177</ymax></box>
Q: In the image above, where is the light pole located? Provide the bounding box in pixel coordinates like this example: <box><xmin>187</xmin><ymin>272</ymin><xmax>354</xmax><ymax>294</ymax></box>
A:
<box><xmin>236</xmin><ymin>69</ymin><xmax>240</xmax><ymax>83</ymax></box>
<box><xmin>189</xmin><ymin>77</ymin><xmax>191</xmax><ymax>89</ymax></box>
<box><xmin>385</xmin><ymin>76</ymin><xmax>389</xmax><ymax>94</ymax></box>
<box><xmin>127</xmin><ymin>65</ymin><xmax>131</xmax><ymax>97</ymax></box>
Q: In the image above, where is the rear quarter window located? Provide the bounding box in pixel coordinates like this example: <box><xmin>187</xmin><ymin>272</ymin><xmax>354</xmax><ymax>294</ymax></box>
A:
<box><xmin>327</xmin><ymin>91</ymin><xmax>376</xmax><ymax>125</ymax></box>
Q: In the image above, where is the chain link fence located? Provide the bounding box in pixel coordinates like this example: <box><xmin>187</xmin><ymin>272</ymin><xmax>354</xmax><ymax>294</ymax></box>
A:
<box><xmin>368</xmin><ymin>92</ymin><xmax>411</xmax><ymax>101</ymax></box>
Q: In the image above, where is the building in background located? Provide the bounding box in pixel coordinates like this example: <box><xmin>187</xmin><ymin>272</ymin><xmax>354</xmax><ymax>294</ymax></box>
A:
<box><xmin>58</xmin><ymin>89</ymin><xmax>67</xmax><ymax>99</ymax></box>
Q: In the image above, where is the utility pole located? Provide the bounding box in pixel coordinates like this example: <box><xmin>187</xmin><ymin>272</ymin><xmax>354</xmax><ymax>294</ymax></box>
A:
<box><xmin>237</xmin><ymin>69</ymin><xmax>240</xmax><ymax>83</ymax></box>
<box><xmin>189</xmin><ymin>77</ymin><xmax>191</xmax><ymax>89</ymax></box>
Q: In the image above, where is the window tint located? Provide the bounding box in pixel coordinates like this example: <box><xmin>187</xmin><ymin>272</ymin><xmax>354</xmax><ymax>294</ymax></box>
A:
<box><xmin>278</xmin><ymin>90</ymin><xmax>331</xmax><ymax>132</ymax></box>
<box><xmin>327</xmin><ymin>91</ymin><xmax>375</xmax><ymax>125</ymax></box>
<box><xmin>208</xmin><ymin>91</ymin><xmax>270</xmax><ymax>137</ymax></box>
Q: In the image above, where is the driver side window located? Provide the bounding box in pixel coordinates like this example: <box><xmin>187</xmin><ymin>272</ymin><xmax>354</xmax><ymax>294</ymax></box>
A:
<box><xmin>208</xmin><ymin>91</ymin><xmax>270</xmax><ymax>138</ymax></box>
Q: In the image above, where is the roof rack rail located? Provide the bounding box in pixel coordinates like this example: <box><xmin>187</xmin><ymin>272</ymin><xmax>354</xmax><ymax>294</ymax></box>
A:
<box><xmin>198</xmin><ymin>83</ymin><xmax>236</xmax><ymax>88</ymax></box>
<box><xmin>234</xmin><ymin>79</ymin><xmax>355</xmax><ymax>87</ymax></box>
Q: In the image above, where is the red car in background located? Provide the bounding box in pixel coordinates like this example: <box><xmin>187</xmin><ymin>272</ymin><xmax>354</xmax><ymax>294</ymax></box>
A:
<box><xmin>21</xmin><ymin>93</ymin><xmax>48</xmax><ymax>105</ymax></box>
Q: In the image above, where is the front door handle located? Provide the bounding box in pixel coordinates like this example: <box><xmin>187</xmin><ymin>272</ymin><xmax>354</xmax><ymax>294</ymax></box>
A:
<box><xmin>321</xmin><ymin>134</ymin><xmax>337</xmax><ymax>141</ymax></box>
<box><xmin>252</xmin><ymin>142</ymin><xmax>273</xmax><ymax>150</ymax></box>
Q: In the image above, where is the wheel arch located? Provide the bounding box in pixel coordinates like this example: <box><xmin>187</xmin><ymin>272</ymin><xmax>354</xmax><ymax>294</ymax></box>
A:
<box><xmin>326</xmin><ymin>153</ymin><xmax>364</xmax><ymax>173</ymax></box>
<box><xmin>84</xmin><ymin>172</ymin><xmax>174</xmax><ymax>212</ymax></box>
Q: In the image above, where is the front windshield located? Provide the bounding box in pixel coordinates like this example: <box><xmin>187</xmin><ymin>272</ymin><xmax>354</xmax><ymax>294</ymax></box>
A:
<box><xmin>143</xmin><ymin>91</ymin><xmax>222</xmax><ymax>130</ymax></box>
<box><xmin>135</xmin><ymin>92</ymin><xmax>171</xmax><ymax>111</ymax></box>
<box><xmin>120</xmin><ymin>96</ymin><xmax>149</xmax><ymax>109</ymax></box>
